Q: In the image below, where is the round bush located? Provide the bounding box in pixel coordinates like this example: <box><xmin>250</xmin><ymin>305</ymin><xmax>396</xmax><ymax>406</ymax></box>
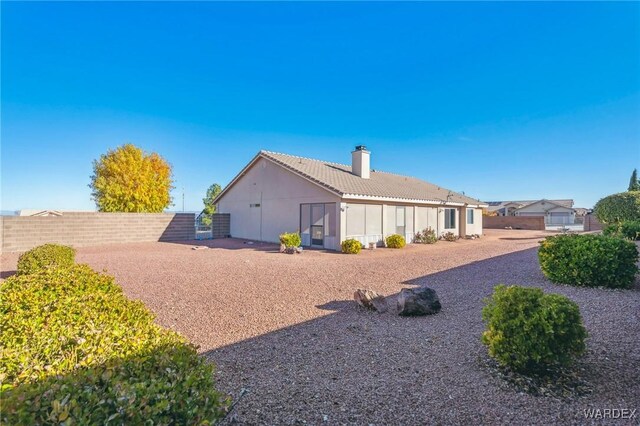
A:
<box><xmin>593</xmin><ymin>191</ymin><xmax>640</xmax><ymax>224</ymax></box>
<box><xmin>385</xmin><ymin>234</ymin><xmax>406</xmax><ymax>249</ymax></box>
<box><xmin>538</xmin><ymin>234</ymin><xmax>638</xmax><ymax>289</ymax></box>
<box><xmin>482</xmin><ymin>285</ymin><xmax>587</xmax><ymax>373</ymax></box>
<box><xmin>17</xmin><ymin>243</ymin><xmax>76</xmax><ymax>275</ymax></box>
<box><xmin>279</xmin><ymin>232</ymin><xmax>301</xmax><ymax>248</ymax></box>
<box><xmin>341</xmin><ymin>239</ymin><xmax>363</xmax><ymax>254</ymax></box>
<box><xmin>603</xmin><ymin>220</ymin><xmax>640</xmax><ymax>241</ymax></box>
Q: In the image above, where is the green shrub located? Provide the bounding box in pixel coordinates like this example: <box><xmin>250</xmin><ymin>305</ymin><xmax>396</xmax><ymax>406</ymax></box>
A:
<box><xmin>593</xmin><ymin>191</ymin><xmax>640</xmax><ymax>224</ymax></box>
<box><xmin>414</xmin><ymin>227</ymin><xmax>437</xmax><ymax>244</ymax></box>
<box><xmin>341</xmin><ymin>239</ymin><xmax>363</xmax><ymax>254</ymax></box>
<box><xmin>482</xmin><ymin>285</ymin><xmax>587</xmax><ymax>373</ymax></box>
<box><xmin>538</xmin><ymin>234</ymin><xmax>638</xmax><ymax>289</ymax></box>
<box><xmin>279</xmin><ymin>232</ymin><xmax>301</xmax><ymax>248</ymax></box>
<box><xmin>603</xmin><ymin>220</ymin><xmax>640</xmax><ymax>241</ymax></box>
<box><xmin>385</xmin><ymin>234</ymin><xmax>406</xmax><ymax>249</ymax></box>
<box><xmin>0</xmin><ymin>265</ymin><xmax>228</xmax><ymax>424</ymax></box>
<box><xmin>16</xmin><ymin>243</ymin><xmax>76</xmax><ymax>275</ymax></box>
<box><xmin>440</xmin><ymin>231</ymin><xmax>458</xmax><ymax>242</ymax></box>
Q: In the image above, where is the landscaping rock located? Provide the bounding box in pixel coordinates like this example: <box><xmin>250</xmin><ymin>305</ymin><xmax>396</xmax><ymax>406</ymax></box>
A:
<box><xmin>397</xmin><ymin>287</ymin><xmax>441</xmax><ymax>316</ymax></box>
<box><xmin>354</xmin><ymin>289</ymin><xmax>388</xmax><ymax>313</ymax></box>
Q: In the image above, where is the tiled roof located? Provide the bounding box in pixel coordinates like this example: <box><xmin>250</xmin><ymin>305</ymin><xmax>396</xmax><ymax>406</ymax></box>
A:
<box><xmin>258</xmin><ymin>151</ymin><xmax>485</xmax><ymax>206</ymax></box>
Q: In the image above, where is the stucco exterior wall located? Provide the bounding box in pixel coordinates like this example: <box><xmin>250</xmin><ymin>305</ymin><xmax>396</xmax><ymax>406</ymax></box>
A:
<box><xmin>415</xmin><ymin>206</ymin><xmax>439</xmax><ymax>234</ymax></box>
<box><xmin>216</xmin><ymin>158</ymin><xmax>341</xmax><ymax>248</ymax></box>
<box><xmin>437</xmin><ymin>207</ymin><xmax>459</xmax><ymax>237</ymax></box>
<box><xmin>463</xmin><ymin>208</ymin><xmax>483</xmax><ymax>235</ymax></box>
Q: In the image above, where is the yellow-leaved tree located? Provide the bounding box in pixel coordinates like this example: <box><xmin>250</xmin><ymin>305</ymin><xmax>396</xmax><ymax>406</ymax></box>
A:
<box><xmin>89</xmin><ymin>144</ymin><xmax>174</xmax><ymax>212</ymax></box>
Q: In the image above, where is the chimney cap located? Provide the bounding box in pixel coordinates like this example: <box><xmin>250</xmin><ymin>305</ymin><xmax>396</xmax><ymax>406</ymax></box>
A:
<box><xmin>354</xmin><ymin>145</ymin><xmax>368</xmax><ymax>151</ymax></box>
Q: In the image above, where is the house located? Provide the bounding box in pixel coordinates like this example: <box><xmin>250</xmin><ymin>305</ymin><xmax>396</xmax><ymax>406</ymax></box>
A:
<box><xmin>486</xmin><ymin>199</ymin><xmax>576</xmax><ymax>225</ymax></box>
<box><xmin>213</xmin><ymin>147</ymin><xmax>487</xmax><ymax>250</ymax></box>
<box><xmin>18</xmin><ymin>209</ymin><xmax>64</xmax><ymax>217</ymax></box>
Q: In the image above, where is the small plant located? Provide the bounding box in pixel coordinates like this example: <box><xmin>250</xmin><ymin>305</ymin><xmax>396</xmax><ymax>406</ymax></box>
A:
<box><xmin>538</xmin><ymin>234</ymin><xmax>638</xmax><ymax>289</ymax></box>
<box><xmin>482</xmin><ymin>285</ymin><xmax>587</xmax><ymax>373</ymax></box>
<box><xmin>603</xmin><ymin>220</ymin><xmax>640</xmax><ymax>241</ymax></box>
<box><xmin>341</xmin><ymin>239</ymin><xmax>363</xmax><ymax>254</ymax></box>
<box><xmin>385</xmin><ymin>234</ymin><xmax>406</xmax><ymax>248</ymax></box>
<box><xmin>414</xmin><ymin>227</ymin><xmax>437</xmax><ymax>244</ymax></box>
<box><xmin>16</xmin><ymin>243</ymin><xmax>76</xmax><ymax>275</ymax></box>
<box><xmin>440</xmin><ymin>231</ymin><xmax>458</xmax><ymax>242</ymax></box>
<box><xmin>279</xmin><ymin>232</ymin><xmax>302</xmax><ymax>248</ymax></box>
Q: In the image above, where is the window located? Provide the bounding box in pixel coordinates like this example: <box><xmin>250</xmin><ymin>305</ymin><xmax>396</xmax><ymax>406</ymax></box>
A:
<box><xmin>444</xmin><ymin>208</ymin><xmax>456</xmax><ymax>229</ymax></box>
<box><xmin>396</xmin><ymin>206</ymin><xmax>406</xmax><ymax>235</ymax></box>
<box><xmin>467</xmin><ymin>209</ymin><xmax>474</xmax><ymax>225</ymax></box>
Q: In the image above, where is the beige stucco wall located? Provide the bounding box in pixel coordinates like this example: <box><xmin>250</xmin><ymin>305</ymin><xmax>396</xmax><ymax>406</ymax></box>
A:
<box><xmin>216</xmin><ymin>158</ymin><xmax>341</xmax><ymax>248</ymax></box>
<box><xmin>462</xmin><ymin>208</ymin><xmax>483</xmax><ymax>236</ymax></box>
<box><xmin>345</xmin><ymin>202</ymin><xmax>480</xmax><ymax>244</ymax></box>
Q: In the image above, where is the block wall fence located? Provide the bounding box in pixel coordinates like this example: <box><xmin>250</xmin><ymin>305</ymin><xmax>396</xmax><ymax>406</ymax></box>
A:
<box><xmin>0</xmin><ymin>212</ymin><xmax>196</xmax><ymax>253</ymax></box>
<box><xmin>482</xmin><ymin>215</ymin><xmax>545</xmax><ymax>230</ymax></box>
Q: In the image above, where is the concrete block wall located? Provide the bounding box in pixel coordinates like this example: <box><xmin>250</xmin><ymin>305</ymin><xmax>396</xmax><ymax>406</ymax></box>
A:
<box><xmin>583</xmin><ymin>214</ymin><xmax>603</xmax><ymax>231</ymax></box>
<box><xmin>482</xmin><ymin>216</ymin><xmax>545</xmax><ymax>230</ymax></box>
<box><xmin>0</xmin><ymin>212</ymin><xmax>195</xmax><ymax>253</ymax></box>
<box><xmin>211</xmin><ymin>213</ymin><xmax>231</xmax><ymax>238</ymax></box>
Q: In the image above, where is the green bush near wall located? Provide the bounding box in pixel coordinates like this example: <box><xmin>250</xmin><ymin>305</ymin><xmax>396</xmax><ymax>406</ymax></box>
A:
<box><xmin>482</xmin><ymin>285</ymin><xmax>587</xmax><ymax>373</ymax></box>
<box><xmin>385</xmin><ymin>234</ymin><xmax>406</xmax><ymax>248</ymax></box>
<box><xmin>16</xmin><ymin>243</ymin><xmax>76</xmax><ymax>275</ymax></box>
<box><xmin>0</xmin><ymin>264</ymin><xmax>228</xmax><ymax>424</ymax></box>
<box><xmin>279</xmin><ymin>232</ymin><xmax>302</xmax><ymax>248</ymax></box>
<box><xmin>341</xmin><ymin>239</ymin><xmax>363</xmax><ymax>254</ymax></box>
<box><xmin>538</xmin><ymin>234</ymin><xmax>638</xmax><ymax>289</ymax></box>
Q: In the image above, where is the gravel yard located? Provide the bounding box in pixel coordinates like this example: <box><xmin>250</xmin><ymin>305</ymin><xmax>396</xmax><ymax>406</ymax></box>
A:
<box><xmin>2</xmin><ymin>229</ymin><xmax>639</xmax><ymax>425</ymax></box>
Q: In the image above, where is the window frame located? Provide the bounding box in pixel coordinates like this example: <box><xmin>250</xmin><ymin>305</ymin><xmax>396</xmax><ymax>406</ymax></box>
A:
<box><xmin>444</xmin><ymin>208</ymin><xmax>456</xmax><ymax>229</ymax></box>
<box><xmin>467</xmin><ymin>208</ymin><xmax>474</xmax><ymax>225</ymax></box>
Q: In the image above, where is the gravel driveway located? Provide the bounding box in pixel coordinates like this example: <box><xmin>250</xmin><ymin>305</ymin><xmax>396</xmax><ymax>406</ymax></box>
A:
<box><xmin>2</xmin><ymin>230</ymin><xmax>639</xmax><ymax>425</ymax></box>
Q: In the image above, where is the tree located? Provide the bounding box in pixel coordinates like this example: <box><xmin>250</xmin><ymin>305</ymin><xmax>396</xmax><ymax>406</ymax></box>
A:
<box><xmin>628</xmin><ymin>168</ymin><xmax>640</xmax><ymax>191</ymax></box>
<box><xmin>89</xmin><ymin>144</ymin><xmax>174</xmax><ymax>212</ymax></box>
<box><xmin>200</xmin><ymin>183</ymin><xmax>222</xmax><ymax>225</ymax></box>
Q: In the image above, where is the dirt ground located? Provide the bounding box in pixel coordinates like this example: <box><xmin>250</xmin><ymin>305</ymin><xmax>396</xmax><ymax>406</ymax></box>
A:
<box><xmin>2</xmin><ymin>230</ymin><xmax>639</xmax><ymax>425</ymax></box>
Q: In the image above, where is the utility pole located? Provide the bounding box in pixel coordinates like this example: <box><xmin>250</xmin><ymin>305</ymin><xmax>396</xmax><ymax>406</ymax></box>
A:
<box><xmin>182</xmin><ymin>187</ymin><xmax>185</xmax><ymax>212</ymax></box>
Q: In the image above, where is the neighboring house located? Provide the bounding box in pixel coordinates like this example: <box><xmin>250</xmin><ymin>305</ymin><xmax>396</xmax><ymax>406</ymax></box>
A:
<box><xmin>214</xmin><ymin>147</ymin><xmax>487</xmax><ymax>250</ymax></box>
<box><xmin>486</xmin><ymin>199</ymin><xmax>576</xmax><ymax>225</ymax></box>
<box><xmin>18</xmin><ymin>209</ymin><xmax>63</xmax><ymax>217</ymax></box>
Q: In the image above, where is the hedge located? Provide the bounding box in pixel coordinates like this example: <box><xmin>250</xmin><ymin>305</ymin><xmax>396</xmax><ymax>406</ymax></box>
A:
<box><xmin>16</xmin><ymin>243</ymin><xmax>76</xmax><ymax>276</ymax></box>
<box><xmin>482</xmin><ymin>285</ymin><xmax>587</xmax><ymax>373</ymax></box>
<box><xmin>593</xmin><ymin>191</ymin><xmax>640</xmax><ymax>224</ymax></box>
<box><xmin>0</xmin><ymin>265</ymin><xmax>228</xmax><ymax>424</ymax></box>
<box><xmin>603</xmin><ymin>220</ymin><xmax>640</xmax><ymax>241</ymax></box>
<box><xmin>538</xmin><ymin>234</ymin><xmax>638</xmax><ymax>289</ymax></box>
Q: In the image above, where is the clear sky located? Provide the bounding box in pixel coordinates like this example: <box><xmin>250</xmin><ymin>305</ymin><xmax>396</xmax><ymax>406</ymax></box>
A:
<box><xmin>2</xmin><ymin>2</ymin><xmax>639</xmax><ymax>212</ymax></box>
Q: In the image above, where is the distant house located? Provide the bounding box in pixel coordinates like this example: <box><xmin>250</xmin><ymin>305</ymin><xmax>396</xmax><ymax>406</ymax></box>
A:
<box><xmin>18</xmin><ymin>209</ymin><xmax>63</xmax><ymax>217</ymax></box>
<box><xmin>486</xmin><ymin>199</ymin><xmax>576</xmax><ymax>225</ymax></box>
<box><xmin>214</xmin><ymin>147</ymin><xmax>487</xmax><ymax>250</ymax></box>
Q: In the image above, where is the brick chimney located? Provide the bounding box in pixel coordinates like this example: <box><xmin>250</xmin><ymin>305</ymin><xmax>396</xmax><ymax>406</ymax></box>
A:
<box><xmin>351</xmin><ymin>145</ymin><xmax>370</xmax><ymax>179</ymax></box>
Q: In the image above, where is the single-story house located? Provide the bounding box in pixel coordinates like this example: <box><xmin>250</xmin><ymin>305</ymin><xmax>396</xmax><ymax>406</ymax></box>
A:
<box><xmin>486</xmin><ymin>199</ymin><xmax>576</xmax><ymax>225</ymax></box>
<box><xmin>213</xmin><ymin>147</ymin><xmax>487</xmax><ymax>251</ymax></box>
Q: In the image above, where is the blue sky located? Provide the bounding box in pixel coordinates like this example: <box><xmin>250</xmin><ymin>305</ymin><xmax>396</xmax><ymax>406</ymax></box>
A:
<box><xmin>2</xmin><ymin>2</ymin><xmax>639</xmax><ymax>211</ymax></box>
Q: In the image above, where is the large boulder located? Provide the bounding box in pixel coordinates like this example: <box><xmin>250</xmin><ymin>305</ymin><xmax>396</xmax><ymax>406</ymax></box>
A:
<box><xmin>354</xmin><ymin>289</ymin><xmax>388</xmax><ymax>313</ymax></box>
<box><xmin>397</xmin><ymin>287</ymin><xmax>441</xmax><ymax>316</ymax></box>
